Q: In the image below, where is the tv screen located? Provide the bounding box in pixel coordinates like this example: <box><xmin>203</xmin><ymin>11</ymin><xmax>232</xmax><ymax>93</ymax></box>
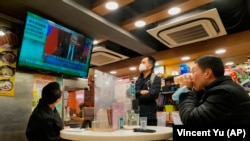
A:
<box><xmin>18</xmin><ymin>12</ymin><xmax>93</xmax><ymax>78</ymax></box>
<box><xmin>154</xmin><ymin>65</ymin><xmax>164</xmax><ymax>74</ymax></box>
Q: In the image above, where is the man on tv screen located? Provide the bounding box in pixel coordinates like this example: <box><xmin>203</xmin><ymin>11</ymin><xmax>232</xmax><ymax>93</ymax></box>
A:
<box><xmin>59</xmin><ymin>33</ymin><xmax>78</xmax><ymax>61</ymax></box>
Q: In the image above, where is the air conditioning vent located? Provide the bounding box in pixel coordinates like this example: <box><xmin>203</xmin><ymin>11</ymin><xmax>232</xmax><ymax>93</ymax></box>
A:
<box><xmin>91</xmin><ymin>46</ymin><xmax>128</xmax><ymax>66</ymax></box>
<box><xmin>91</xmin><ymin>54</ymin><xmax>117</xmax><ymax>65</ymax></box>
<box><xmin>167</xmin><ymin>24</ymin><xmax>209</xmax><ymax>44</ymax></box>
<box><xmin>147</xmin><ymin>8</ymin><xmax>227</xmax><ymax>48</ymax></box>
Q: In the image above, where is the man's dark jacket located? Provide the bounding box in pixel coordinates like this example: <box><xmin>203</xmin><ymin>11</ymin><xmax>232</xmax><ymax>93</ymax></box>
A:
<box><xmin>26</xmin><ymin>99</ymin><xmax>63</xmax><ymax>141</ymax></box>
<box><xmin>179</xmin><ymin>76</ymin><xmax>250</xmax><ymax>125</ymax></box>
<box><xmin>135</xmin><ymin>73</ymin><xmax>161</xmax><ymax>120</ymax></box>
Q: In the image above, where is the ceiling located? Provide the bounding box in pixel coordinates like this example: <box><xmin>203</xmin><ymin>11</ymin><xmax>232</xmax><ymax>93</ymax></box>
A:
<box><xmin>0</xmin><ymin>0</ymin><xmax>250</xmax><ymax>77</ymax></box>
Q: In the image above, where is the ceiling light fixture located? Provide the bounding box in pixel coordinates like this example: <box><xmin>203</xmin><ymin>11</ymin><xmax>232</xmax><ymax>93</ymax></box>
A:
<box><xmin>110</xmin><ymin>71</ymin><xmax>117</xmax><ymax>74</ymax></box>
<box><xmin>93</xmin><ymin>40</ymin><xmax>98</xmax><ymax>45</ymax></box>
<box><xmin>0</xmin><ymin>31</ymin><xmax>5</xmax><ymax>36</ymax></box>
<box><xmin>105</xmin><ymin>1</ymin><xmax>119</xmax><ymax>10</ymax></box>
<box><xmin>133</xmin><ymin>77</ymin><xmax>138</xmax><ymax>80</ymax></box>
<box><xmin>225</xmin><ymin>62</ymin><xmax>234</xmax><ymax>66</ymax></box>
<box><xmin>215</xmin><ymin>49</ymin><xmax>226</xmax><ymax>54</ymax></box>
<box><xmin>129</xmin><ymin>67</ymin><xmax>137</xmax><ymax>71</ymax></box>
<box><xmin>181</xmin><ymin>56</ymin><xmax>190</xmax><ymax>61</ymax></box>
<box><xmin>168</xmin><ymin>7</ymin><xmax>181</xmax><ymax>15</ymax></box>
<box><xmin>134</xmin><ymin>20</ymin><xmax>146</xmax><ymax>27</ymax></box>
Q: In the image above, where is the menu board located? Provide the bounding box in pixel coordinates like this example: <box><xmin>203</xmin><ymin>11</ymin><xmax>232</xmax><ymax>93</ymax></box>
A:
<box><xmin>0</xmin><ymin>15</ymin><xmax>20</xmax><ymax>96</ymax></box>
<box><xmin>32</xmin><ymin>74</ymin><xmax>62</xmax><ymax>116</ymax></box>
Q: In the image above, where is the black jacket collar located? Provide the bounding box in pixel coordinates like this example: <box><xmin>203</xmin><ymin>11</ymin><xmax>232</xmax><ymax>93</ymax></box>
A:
<box><xmin>37</xmin><ymin>99</ymin><xmax>57</xmax><ymax>114</ymax></box>
<box><xmin>204</xmin><ymin>76</ymin><xmax>233</xmax><ymax>91</ymax></box>
<box><xmin>139</xmin><ymin>72</ymin><xmax>152</xmax><ymax>79</ymax></box>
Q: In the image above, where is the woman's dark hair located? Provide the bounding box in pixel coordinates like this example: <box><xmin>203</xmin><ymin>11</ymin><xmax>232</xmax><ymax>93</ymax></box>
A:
<box><xmin>145</xmin><ymin>56</ymin><xmax>156</xmax><ymax>71</ymax></box>
<box><xmin>195</xmin><ymin>55</ymin><xmax>224</xmax><ymax>78</ymax></box>
<box><xmin>42</xmin><ymin>82</ymin><xmax>61</xmax><ymax>104</ymax></box>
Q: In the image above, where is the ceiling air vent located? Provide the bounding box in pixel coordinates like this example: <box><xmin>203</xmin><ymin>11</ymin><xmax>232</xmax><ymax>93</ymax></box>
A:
<box><xmin>147</xmin><ymin>8</ymin><xmax>227</xmax><ymax>48</ymax></box>
<box><xmin>91</xmin><ymin>46</ymin><xmax>128</xmax><ymax>66</ymax></box>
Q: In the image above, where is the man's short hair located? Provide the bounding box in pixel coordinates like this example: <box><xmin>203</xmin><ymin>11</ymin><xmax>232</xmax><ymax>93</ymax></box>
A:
<box><xmin>42</xmin><ymin>82</ymin><xmax>61</xmax><ymax>104</ymax></box>
<box><xmin>195</xmin><ymin>55</ymin><xmax>224</xmax><ymax>78</ymax></box>
<box><xmin>145</xmin><ymin>56</ymin><xmax>156</xmax><ymax>71</ymax></box>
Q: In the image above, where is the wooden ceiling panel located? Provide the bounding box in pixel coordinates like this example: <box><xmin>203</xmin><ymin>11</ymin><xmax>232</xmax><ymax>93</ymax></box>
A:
<box><xmin>91</xmin><ymin>0</ymin><xmax>134</xmax><ymax>16</ymax></box>
<box><xmin>121</xmin><ymin>0</ymin><xmax>214</xmax><ymax>31</ymax></box>
<box><xmin>95</xmin><ymin>30</ymin><xmax>250</xmax><ymax>77</ymax></box>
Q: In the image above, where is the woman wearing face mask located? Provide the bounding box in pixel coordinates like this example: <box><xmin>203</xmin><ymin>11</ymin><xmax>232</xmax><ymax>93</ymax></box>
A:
<box><xmin>135</xmin><ymin>56</ymin><xmax>161</xmax><ymax>126</ymax></box>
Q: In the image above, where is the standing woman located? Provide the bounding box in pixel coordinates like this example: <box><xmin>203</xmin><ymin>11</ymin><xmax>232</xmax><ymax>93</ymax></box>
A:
<box><xmin>26</xmin><ymin>82</ymin><xmax>63</xmax><ymax>141</ymax></box>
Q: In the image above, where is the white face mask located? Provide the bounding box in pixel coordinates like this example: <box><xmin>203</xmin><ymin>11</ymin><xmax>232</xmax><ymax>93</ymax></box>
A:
<box><xmin>139</xmin><ymin>63</ymin><xmax>147</xmax><ymax>72</ymax></box>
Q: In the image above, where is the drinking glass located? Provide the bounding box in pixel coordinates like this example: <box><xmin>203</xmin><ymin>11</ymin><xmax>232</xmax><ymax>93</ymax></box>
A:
<box><xmin>140</xmin><ymin>117</ymin><xmax>147</xmax><ymax>129</ymax></box>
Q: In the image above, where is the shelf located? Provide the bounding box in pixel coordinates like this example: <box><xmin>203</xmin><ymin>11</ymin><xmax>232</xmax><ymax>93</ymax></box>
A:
<box><xmin>164</xmin><ymin>76</ymin><xmax>175</xmax><ymax>80</ymax></box>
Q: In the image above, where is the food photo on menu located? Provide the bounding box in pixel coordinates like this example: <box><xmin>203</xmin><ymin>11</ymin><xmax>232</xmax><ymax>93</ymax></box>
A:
<box><xmin>0</xmin><ymin>26</ymin><xmax>19</xmax><ymax>49</ymax></box>
<box><xmin>0</xmin><ymin>79</ymin><xmax>13</xmax><ymax>91</ymax></box>
<box><xmin>0</xmin><ymin>51</ymin><xmax>16</xmax><ymax>65</ymax></box>
<box><xmin>0</xmin><ymin>65</ymin><xmax>15</xmax><ymax>77</ymax></box>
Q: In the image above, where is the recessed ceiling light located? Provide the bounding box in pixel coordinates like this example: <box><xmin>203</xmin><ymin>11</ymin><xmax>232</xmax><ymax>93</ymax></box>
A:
<box><xmin>134</xmin><ymin>20</ymin><xmax>146</xmax><ymax>27</ymax></box>
<box><xmin>129</xmin><ymin>67</ymin><xmax>137</xmax><ymax>71</ymax></box>
<box><xmin>181</xmin><ymin>56</ymin><xmax>190</xmax><ymax>61</ymax></box>
<box><xmin>215</xmin><ymin>49</ymin><xmax>226</xmax><ymax>54</ymax></box>
<box><xmin>225</xmin><ymin>62</ymin><xmax>234</xmax><ymax>66</ymax></box>
<box><xmin>110</xmin><ymin>71</ymin><xmax>117</xmax><ymax>74</ymax></box>
<box><xmin>168</xmin><ymin>7</ymin><xmax>181</xmax><ymax>15</ymax></box>
<box><xmin>93</xmin><ymin>40</ymin><xmax>98</xmax><ymax>45</ymax></box>
<box><xmin>105</xmin><ymin>1</ymin><xmax>119</xmax><ymax>10</ymax></box>
<box><xmin>0</xmin><ymin>31</ymin><xmax>5</xmax><ymax>36</ymax></box>
<box><xmin>155</xmin><ymin>62</ymin><xmax>159</xmax><ymax>66</ymax></box>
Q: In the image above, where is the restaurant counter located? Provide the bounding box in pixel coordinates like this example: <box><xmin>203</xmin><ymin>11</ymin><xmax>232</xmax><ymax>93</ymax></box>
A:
<box><xmin>60</xmin><ymin>126</ymin><xmax>173</xmax><ymax>141</ymax></box>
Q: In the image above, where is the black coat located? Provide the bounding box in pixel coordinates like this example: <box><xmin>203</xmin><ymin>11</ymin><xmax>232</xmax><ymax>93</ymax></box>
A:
<box><xmin>135</xmin><ymin>73</ymin><xmax>161</xmax><ymax>119</ymax></box>
<box><xmin>26</xmin><ymin>99</ymin><xmax>63</xmax><ymax>141</ymax></box>
<box><xmin>179</xmin><ymin>76</ymin><xmax>250</xmax><ymax>125</ymax></box>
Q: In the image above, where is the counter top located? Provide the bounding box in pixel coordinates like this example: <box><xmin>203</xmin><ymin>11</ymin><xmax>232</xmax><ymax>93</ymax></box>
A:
<box><xmin>60</xmin><ymin>126</ymin><xmax>173</xmax><ymax>141</ymax></box>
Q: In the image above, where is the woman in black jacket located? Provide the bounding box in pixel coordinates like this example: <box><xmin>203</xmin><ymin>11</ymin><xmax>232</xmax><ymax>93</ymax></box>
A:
<box><xmin>172</xmin><ymin>55</ymin><xmax>250</xmax><ymax>125</ymax></box>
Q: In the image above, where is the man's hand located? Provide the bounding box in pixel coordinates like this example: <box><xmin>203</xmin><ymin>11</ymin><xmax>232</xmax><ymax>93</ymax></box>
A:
<box><xmin>176</xmin><ymin>73</ymin><xmax>193</xmax><ymax>89</ymax></box>
<box><xmin>140</xmin><ymin>90</ymin><xmax>149</xmax><ymax>95</ymax></box>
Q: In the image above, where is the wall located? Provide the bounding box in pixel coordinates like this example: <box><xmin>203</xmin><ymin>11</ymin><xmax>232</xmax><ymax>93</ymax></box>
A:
<box><xmin>0</xmin><ymin>72</ymin><xmax>33</xmax><ymax>141</ymax></box>
<box><xmin>84</xmin><ymin>73</ymin><xmax>94</xmax><ymax>107</ymax></box>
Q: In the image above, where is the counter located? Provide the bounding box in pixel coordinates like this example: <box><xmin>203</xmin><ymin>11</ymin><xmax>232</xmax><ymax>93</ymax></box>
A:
<box><xmin>60</xmin><ymin>126</ymin><xmax>172</xmax><ymax>141</ymax></box>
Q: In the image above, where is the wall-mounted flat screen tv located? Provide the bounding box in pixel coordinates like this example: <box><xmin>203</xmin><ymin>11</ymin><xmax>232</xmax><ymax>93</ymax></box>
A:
<box><xmin>18</xmin><ymin>12</ymin><xmax>93</xmax><ymax>78</ymax></box>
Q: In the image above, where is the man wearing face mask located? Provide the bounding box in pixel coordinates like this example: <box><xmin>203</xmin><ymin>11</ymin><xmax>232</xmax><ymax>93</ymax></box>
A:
<box><xmin>135</xmin><ymin>56</ymin><xmax>161</xmax><ymax>126</ymax></box>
